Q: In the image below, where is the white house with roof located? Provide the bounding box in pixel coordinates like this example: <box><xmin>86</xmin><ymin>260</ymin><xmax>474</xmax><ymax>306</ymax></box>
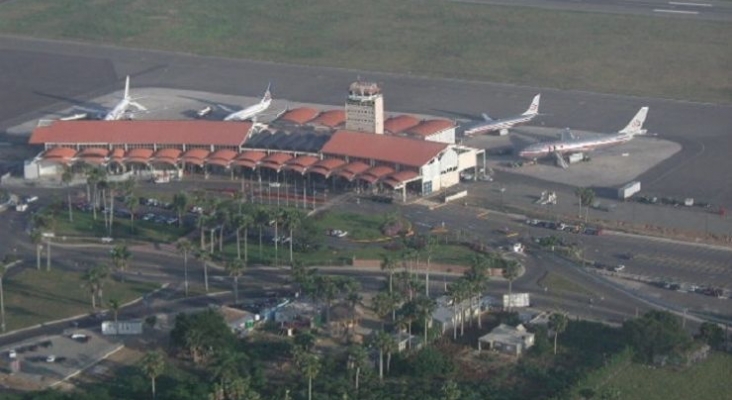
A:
<box><xmin>478</xmin><ymin>324</ymin><xmax>535</xmax><ymax>357</ymax></box>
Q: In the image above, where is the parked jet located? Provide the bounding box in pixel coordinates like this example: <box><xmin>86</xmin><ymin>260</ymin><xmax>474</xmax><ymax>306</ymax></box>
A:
<box><xmin>74</xmin><ymin>76</ymin><xmax>147</xmax><ymax>120</ymax></box>
<box><xmin>518</xmin><ymin>107</ymin><xmax>649</xmax><ymax>160</ymax></box>
<box><xmin>221</xmin><ymin>84</ymin><xmax>272</xmax><ymax>122</ymax></box>
<box><xmin>463</xmin><ymin>94</ymin><xmax>541</xmax><ymax>136</ymax></box>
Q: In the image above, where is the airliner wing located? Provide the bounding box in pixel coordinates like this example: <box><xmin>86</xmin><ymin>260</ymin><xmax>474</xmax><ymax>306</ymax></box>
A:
<box><xmin>217</xmin><ymin>104</ymin><xmax>236</xmax><ymax>113</ymax></box>
<box><xmin>73</xmin><ymin>105</ymin><xmax>105</xmax><ymax>114</ymax></box>
<box><xmin>560</xmin><ymin>128</ymin><xmax>576</xmax><ymax>141</ymax></box>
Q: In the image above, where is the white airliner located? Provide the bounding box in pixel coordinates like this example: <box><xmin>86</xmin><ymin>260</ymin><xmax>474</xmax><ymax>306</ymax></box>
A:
<box><xmin>74</xmin><ymin>76</ymin><xmax>147</xmax><ymax>120</ymax></box>
<box><xmin>518</xmin><ymin>107</ymin><xmax>649</xmax><ymax>160</ymax></box>
<box><xmin>221</xmin><ymin>84</ymin><xmax>272</xmax><ymax>122</ymax></box>
<box><xmin>463</xmin><ymin>94</ymin><xmax>541</xmax><ymax>136</ymax></box>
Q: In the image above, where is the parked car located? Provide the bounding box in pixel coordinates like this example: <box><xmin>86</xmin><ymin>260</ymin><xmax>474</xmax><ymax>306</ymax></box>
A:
<box><xmin>45</xmin><ymin>355</ymin><xmax>56</xmax><ymax>363</ymax></box>
<box><xmin>7</xmin><ymin>350</ymin><xmax>16</xmax><ymax>359</ymax></box>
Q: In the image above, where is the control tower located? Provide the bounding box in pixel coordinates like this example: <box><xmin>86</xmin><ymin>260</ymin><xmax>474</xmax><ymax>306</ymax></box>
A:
<box><xmin>345</xmin><ymin>80</ymin><xmax>384</xmax><ymax>134</ymax></box>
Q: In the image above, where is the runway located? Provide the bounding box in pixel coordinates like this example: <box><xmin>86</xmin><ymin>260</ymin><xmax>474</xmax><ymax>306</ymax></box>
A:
<box><xmin>1</xmin><ymin>35</ymin><xmax>731</xmax><ymax>207</ymax></box>
<box><xmin>449</xmin><ymin>0</ymin><xmax>732</xmax><ymax>22</ymax></box>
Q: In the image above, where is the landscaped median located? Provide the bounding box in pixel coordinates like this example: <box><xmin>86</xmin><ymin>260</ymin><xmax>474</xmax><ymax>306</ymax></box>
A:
<box><xmin>2</xmin><ymin>268</ymin><xmax>158</xmax><ymax>332</ymax></box>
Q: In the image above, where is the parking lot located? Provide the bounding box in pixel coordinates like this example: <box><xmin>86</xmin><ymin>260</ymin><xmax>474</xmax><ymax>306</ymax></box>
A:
<box><xmin>0</xmin><ymin>330</ymin><xmax>122</xmax><ymax>389</ymax></box>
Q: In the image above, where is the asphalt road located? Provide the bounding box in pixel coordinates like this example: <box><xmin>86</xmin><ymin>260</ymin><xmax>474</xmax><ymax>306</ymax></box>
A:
<box><xmin>450</xmin><ymin>0</ymin><xmax>732</xmax><ymax>21</ymax></box>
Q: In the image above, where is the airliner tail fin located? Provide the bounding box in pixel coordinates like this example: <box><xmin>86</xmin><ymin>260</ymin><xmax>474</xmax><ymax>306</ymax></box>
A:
<box><xmin>619</xmin><ymin>107</ymin><xmax>649</xmax><ymax>135</ymax></box>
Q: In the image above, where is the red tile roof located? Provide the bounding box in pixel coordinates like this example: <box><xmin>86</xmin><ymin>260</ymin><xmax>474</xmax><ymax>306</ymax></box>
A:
<box><xmin>384</xmin><ymin>115</ymin><xmax>420</xmax><ymax>134</ymax></box>
<box><xmin>181</xmin><ymin>149</ymin><xmax>209</xmax><ymax>166</ymax></box>
<box><xmin>29</xmin><ymin>120</ymin><xmax>251</xmax><ymax>147</ymax></box>
<box><xmin>127</xmin><ymin>148</ymin><xmax>154</xmax><ymax>164</ymax></box>
<box><xmin>406</xmin><ymin>119</ymin><xmax>455</xmax><ymax>137</ymax></box>
<box><xmin>359</xmin><ymin>166</ymin><xmax>395</xmax><ymax>184</ymax></box>
<box><xmin>109</xmin><ymin>148</ymin><xmax>125</xmax><ymax>161</ymax></box>
<box><xmin>309</xmin><ymin>158</ymin><xmax>347</xmax><ymax>177</ymax></box>
<box><xmin>383</xmin><ymin>170</ymin><xmax>420</xmax><ymax>188</ymax></box>
<box><xmin>77</xmin><ymin>148</ymin><xmax>109</xmax><ymax>158</ymax></box>
<box><xmin>308</xmin><ymin>110</ymin><xmax>346</xmax><ymax>128</ymax></box>
<box><xmin>322</xmin><ymin>131</ymin><xmax>448</xmax><ymax>168</ymax></box>
<box><xmin>260</xmin><ymin>152</ymin><xmax>293</xmax><ymax>171</ymax></box>
<box><xmin>284</xmin><ymin>155</ymin><xmax>320</xmax><ymax>174</ymax></box>
<box><xmin>152</xmin><ymin>148</ymin><xmax>182</xmax><ymax>166</ymax></box>
<box><xmin>334</xmin><ymin>161</ymin><xmax>370</xmax><ymax>181</ymax></box>
<box><xmin>233</xmin><ymin>150</ymin><xmax>267</xmax><ymax>169</ymax></box>
<box><xmin>278</xmin><ymin>107</ymin><xmax>320</xmax><ymax>125</ymax></box>
<box><xmin>43</xmin><ymin>147</ymin><xmax>77</xmax><ymax>163</ymax></box>
<box><xmin>208</xmin><ymin>149</ymin><xmax>238</xmax><ymax>167</ymax></box>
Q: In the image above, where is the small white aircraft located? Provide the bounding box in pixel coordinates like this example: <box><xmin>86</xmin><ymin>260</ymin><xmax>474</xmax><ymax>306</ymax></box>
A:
<box><xmin>74</xmin><ymin>76</ymin><xmax>147</xmax><ymax>120</ymax></box>
<box><xmin>221</xmin><ymin>84</ymin><xmax>272</xmax><ymax>122</ymax></box>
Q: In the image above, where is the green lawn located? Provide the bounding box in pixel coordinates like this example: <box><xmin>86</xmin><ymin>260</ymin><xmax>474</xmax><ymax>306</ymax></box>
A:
<box><xmin>569</xmin><ymin>352</ymin><xmax>732</xmax><ymax>400</ymax></box>
<box><xmin>538</xmin><ymin>271</ymin><xmax>595</xmax><ymax>297</ymax></box>
<box><xmin>310</xmin><ymin>211</ymin><xmax>388</xmax><ymax>241</ymax></box>
<box><xmin>0</xmin><ymin>1</ymin><xmax>730</xmax><ymax>102</ymax></box>
<box><xmin>3</xmin><ymin>268</ymin><xmax>158</xmax><ymax>331</ymax></box>
<box><xmin>54</xmin><ymin>211</ymin><xmax>192</xmax><ymax>243</ymax></box>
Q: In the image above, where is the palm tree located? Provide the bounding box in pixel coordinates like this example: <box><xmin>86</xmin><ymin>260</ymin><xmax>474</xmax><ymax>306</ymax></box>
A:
<box><xmin>448</xmin><ymin>278</ymin><xmax>470</xmax><ymax>339</ymax></box>
<box><xmin>61</xmin><ymin>166</ymin><xmax>74</xmax><ymax>222</ymax></box>
<box><xmin>124</xmin><ymin>194</ymin><xmax>139</xmax><ymax>233</ymax></box>
<box><xmin>172</xmin><ymin>192</ymin><xmax>189</xmax><ymax>228</ymax></box>
<box><xmin>315</xmin><ymin>276</ymin><xmax>340</xmax><ymax>325</ymax></box>
<box><xmin>414</xmin><ymin>295</ymin><xmax>437</xmax><ymax>346</ymax></box>
<box><xmin>466</xmin><ymin>254</ymin><xmax>489</xmax><ymax>328</ymax></box>
<box><xmin>29</xmin><ymin>229</ymin><xmax>42</xmax><ymax>270</ymax></box>
<box><xmin>110</xmin><ymin>244</ymin><xmax>132</xmax><ymax>274</ymax></box>
<box><xmin>369</xmin><ymin>330</ymin><xmax>396</xmax><ymax>381</ymax></box>
<box><xmin>254</xmin><ymin>206</ymin><xmax>270</xmax><ymax>258</ymax></box>
<box><xmin>347</xmin><ymin>344</ymin><xmax>368</xmax><ymax>391</ymax></box>
<box><xmin>176</xmin><ymin>238</ymin><xmax>193</xmax><ymax>297</ymax></box>
<box><xmin>195</xmin><ymin>250</ymin><xmax>211</xmax><ymax>292</ymax></box>
<box><xmin>380</xmin><ymin>254</ymin><xmax>398</xmax><ymax>295</ymax></box>
<box><xmin>85</xmin><ymin>166</ymin><xmax>106</xmax><ymax>221</ymax></box>
<box><xmin>398</xmin><ymin>300</ymin><xmax>418</xmax><ymax>345</ymax></box>
<box><xmin>108</xmin><ymin>298</ymin><xmax>121</xmax><ymax>323</ymax></box>
<box><xmin>141</xmin><ymin>350</ymin><xmax>165</xmax><ymax>399</ymax></box>
<box><xmin>371</xmin><ymin>290</ymin><xmax>399</xmax><ymax>327</ymax></box>
<box><xmin>81</xmin><ymin>265</ymin><xmax>109</xmax><ymax>309</ymax></box>
<box><xmin>271</xmin><ymin>208</ymin><xmax>285</xmax><ymax>266</ymax></box>
<box><xmin>503</xmin><ymin>261</ymin><xmax>521</xmax><ymax>312</ymax></box>
<box><xmin>0</xmin><ymin>255</ymin><xmax>11</xmax><ymax>332</ymax></box>
<box><xmin>293</xmin><ymin>348</ymin><xmax>320</xmax><ymax>400</ymax></box>
<box><xmin>549</xmin><ymin>312</ymin><xmax>568</xmax><ymax>355</ymax></box>
<box><xmin>214</xmin><ymin>204</ymin><xmax>230</xmax><ymax>253</ymax></box>
<box><xmin>233</xmin><ymin>213</ymin><xmax>253</xmax><ymax>262</ymax></box>
<box><xmin>282</xmin><ymin>209</ymin><xmax>303</xmax><ymax>263</ymax></box>
<box><xmin>225</xmin><ymin>258</ymin><xmax>246</xmax><ymax>304</ymax></box>
<box><xmin>420</xmin><ymin>234</ymin><xmax>437</xmax><ymax>297</ymax></box>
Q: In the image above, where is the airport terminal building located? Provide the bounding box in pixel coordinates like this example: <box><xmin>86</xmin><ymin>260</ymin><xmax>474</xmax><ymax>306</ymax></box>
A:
<box><xmin>24</xmin><ymin>81</ymin><xmax>482</xmax><ymax>199</ymax></box>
